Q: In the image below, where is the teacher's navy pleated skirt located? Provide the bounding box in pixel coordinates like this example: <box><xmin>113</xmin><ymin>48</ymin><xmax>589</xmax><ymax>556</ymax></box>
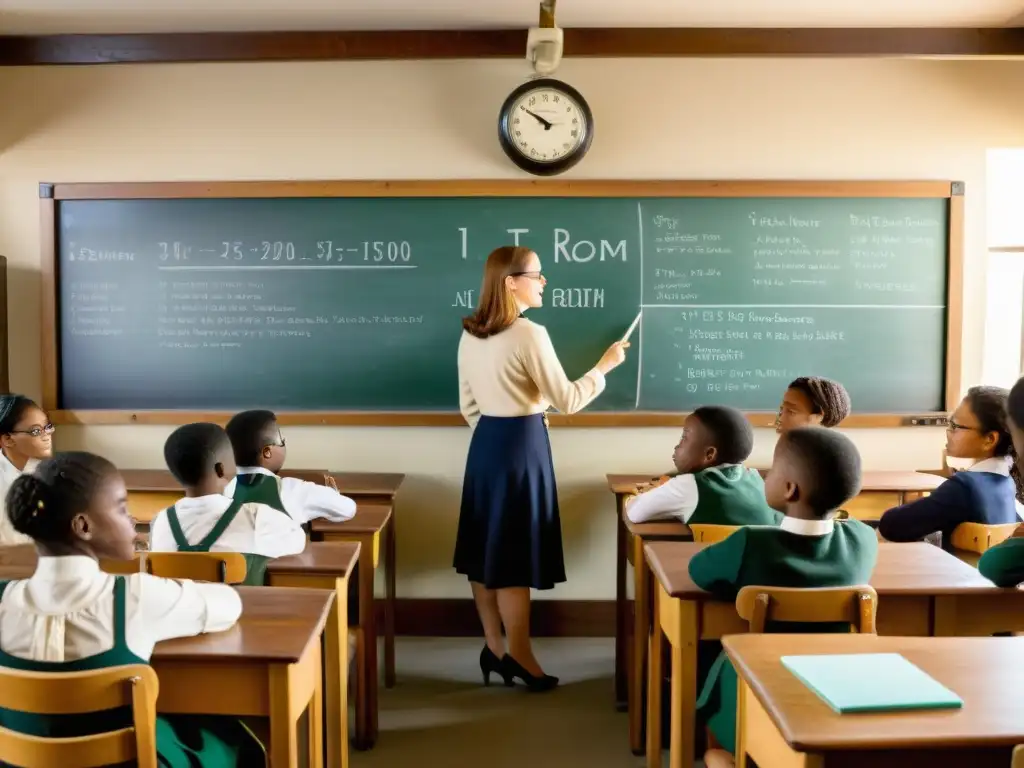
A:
<box><xmin>453</xmin><ymin>413</ymin><xmax>566</xmax><ymax>590</ymax></box>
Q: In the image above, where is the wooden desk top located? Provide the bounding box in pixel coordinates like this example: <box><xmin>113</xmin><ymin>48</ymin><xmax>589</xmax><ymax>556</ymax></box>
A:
<box><xmin>723</xmin><ymin>634</ymin><xmax>1024</xmax><ymax>751</ymax></box>
<box><xmin>645</xmin><ymin>540</ymin><xmax>999</xmax><ymax>599</ymax></box>
<box><xmin>607</xmin><ymin>470</ymin><xmax>945</xmax><ymax>495</ymax></box>
<box><xmin>311</xmin><ymin>501</ymin><xmax>393</xmax><ymax>537</ymax></box>
<box><xmin>623</xmin><ymin>512</ymin><xmax>691</xmax><ymax>540</ymax></box>
<box><xmin>120</xmin><ymin>469</ymin><xmax>404</xmax><ymax>497</ymax></box>
<box><xmin>155</xmin><ymin>586</ymin><xmax>333</xmax><ymax>664</ymax></box>
<box><xmin>266</xmin><ymin>542</ymin><xmax>360</xmax><ymax>577</ymax></box>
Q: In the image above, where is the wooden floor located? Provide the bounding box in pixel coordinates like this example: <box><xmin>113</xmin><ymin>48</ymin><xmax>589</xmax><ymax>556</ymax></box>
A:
<box><xmin>354</xmin><ymin>637</ymin><xmax>686</xmax><ymax>768</ymax></box>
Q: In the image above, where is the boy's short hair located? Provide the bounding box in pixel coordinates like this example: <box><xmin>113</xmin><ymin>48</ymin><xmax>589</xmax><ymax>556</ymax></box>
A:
<box><xmin>225</xmin><ymin>409</ymin><xmax>279</xmax><ymax>466</ymax></box>
<box><xmin>164</xmin><ymin>422</ymin><xmax>231</xmax><ymax>486</ymax></box>
<box><xmin>692</xmin><ymin>405</ymin><xmax>754</xmax><ymax>464</ymax></box>
<box><xmin>780</xmin><ymin>427</ymin><xmax>862</xmax><ymax>513</ymax></box>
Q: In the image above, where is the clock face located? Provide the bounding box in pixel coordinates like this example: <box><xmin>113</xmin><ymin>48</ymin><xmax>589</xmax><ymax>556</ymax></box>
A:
<box><xmin>498</xmin><ymin>79</ymin><xmax>594</xmax><ymax>176</ymax></box>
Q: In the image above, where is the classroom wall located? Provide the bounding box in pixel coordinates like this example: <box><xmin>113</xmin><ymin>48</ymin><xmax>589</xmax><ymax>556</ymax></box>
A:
<box><xmin>1</xmin><ymin>58</ymin><xmax>1023</xmax><ymax>599</ymax></box>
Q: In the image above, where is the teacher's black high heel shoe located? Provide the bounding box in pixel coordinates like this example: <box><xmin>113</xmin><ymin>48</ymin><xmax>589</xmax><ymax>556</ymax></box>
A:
<box><xmin>502</xmin><ymin>655</ymin><xmax>559</xmax><ymax>692</ymax></box>
<box><xmin>479</xmin><ymin>646</ymin><xmax>512</xmax><ymax>687</ymax></box>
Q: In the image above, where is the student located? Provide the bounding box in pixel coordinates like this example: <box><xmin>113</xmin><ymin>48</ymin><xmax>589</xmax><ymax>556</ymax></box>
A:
<box><xmin>149</xmin><ymin>422</ymin><xmax>306</xmax><ymax>586</ymax></box>
<box><xmin>625</xmin><ymin>405</ymin><xmax>779</xmax><ymax>526</ymax></box>
<box><xmin>223</xmin><ymin>409</ymin><xmax>356</xmax><ymax>524</ymax></box>
<box><xmin>878</xmin><ymin>386</ymin><xmax>1023</xmax><ymax>550</ymax></box>
<box><xmin>0</xmin><ymin>394</ymin><xmax>54</xmax><ymax>546</ymax></box>
<box><xmin>690</xmin><ymin>427</ymin><xmax>877</xmax><ymax>763</ymax></box>
<box><xmin>0</xmin><ymin>451</ymin><xmax>264</xmax><ymax>764</ymax></box>
<box><xmin>977</xmin><ymin>376</ymin><xmax>1024</xmax><ymax>586</ymax></box>
<box><xmin>775</xmin><ymin>376</ymin><xmax>851</xmax><ymax>434</ymax></box>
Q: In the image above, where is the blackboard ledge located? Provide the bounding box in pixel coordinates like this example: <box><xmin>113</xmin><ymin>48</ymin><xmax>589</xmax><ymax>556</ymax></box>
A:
<box><xmin>48</xmin><ymin>409</ymin><xmax>948</xmax><ymax>429</ymax></box>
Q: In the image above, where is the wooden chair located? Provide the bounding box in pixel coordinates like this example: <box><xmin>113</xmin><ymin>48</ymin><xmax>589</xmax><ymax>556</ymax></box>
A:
<box><xmin>1012</xmin><ymin>744</ymin><xmax>1024</xmax><ymax>767</ymax></box>
<box><xmin>731</xmin><ymin>586</ymin><xmax>878</xmax><ymax>767</ymax></box>
<box><xmin>689</xmin><ymin>524</ymin><xmax>740</xmax><ymax>544</ymax></box>
<box><xmin>949</xmin><ymin>522</ymin><xmax>1020</xmax><ymax>554</ymax></box>
<box><xmin>735</xmin><ymin>585</ymin><xmax>878</xmax><ymax>634</ymax></box>
<box><xmin>101</xmin><ymin>552</ymin><xmax>248</xmax><ymax>583</ymax></box>
<box><xmin>0</xmin><ymin>664</ymin><xmax>159</xmax><ymax>768</ymax></box>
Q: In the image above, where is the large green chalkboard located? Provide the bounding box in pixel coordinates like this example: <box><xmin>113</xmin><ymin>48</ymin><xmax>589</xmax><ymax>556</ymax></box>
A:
<box><xmin>48</xmin><ymin>181</ymin><xmax>957</xmax><ymax>419</ymax></box>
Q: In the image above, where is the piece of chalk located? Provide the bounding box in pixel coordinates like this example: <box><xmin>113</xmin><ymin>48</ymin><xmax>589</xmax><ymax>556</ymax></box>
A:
<box><xmin>621</xmin><ymin>311</ymin><xmax>642</xmax><ymax>342</ymax></box>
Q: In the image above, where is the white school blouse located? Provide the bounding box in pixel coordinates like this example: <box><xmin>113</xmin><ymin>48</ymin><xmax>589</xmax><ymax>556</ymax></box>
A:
<box><xmin>0</xmin><ymin>555</ymin><xmax>240</xmax><ymax>662</ymax></box>
<box><xmin>457</xmin><ymin>317</ymin><xmax>605</xmax><ymax>430</ymax></box>
<box><xmin>223</xmin><ymin>467</ymin><xmax>357</xmax><ymax>524</ymax></box>
<box><xmin>0</xmin><ymin>454</ymin><xmax>38</xmax><ymax>546</ymax></box>
<box><xmin>148</xmin><ymin>494</ymin><xmax>308</xmax><ymax>559</ymax></box>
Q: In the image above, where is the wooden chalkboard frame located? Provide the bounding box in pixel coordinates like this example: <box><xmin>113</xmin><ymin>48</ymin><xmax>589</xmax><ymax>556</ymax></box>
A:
<box><xmin>39</xmin><ymin>179</ymin><xmax>964</xmax><ymax>428</ymax></box>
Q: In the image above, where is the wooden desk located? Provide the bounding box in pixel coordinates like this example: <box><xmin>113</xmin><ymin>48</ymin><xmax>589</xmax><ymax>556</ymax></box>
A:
<box><xmin>121</xmin><ymin>468</ymin><xmax>404</xmax><ymax>693</ymax></box>
<box><xmin>266</xmin><ymin>543</ymin><xmax>360</xmax><ymax>768</ymax></box>
<box><xmin>0</xmin><ymin>545</ymin><xmax>352</xmax><ymax>767</ymax></box>
<box><xmin>643</xmin><ymin>540</ymin><xmax>1024</xmax><ymax>768</ymax></box>
<box><xmin>155</xmin><ymin>586</ymin><xmax>332</xmax><ymax>768</ymax></box>
<box><xmin>724</xmin><ymin>634</ymin><xmax>1024</xmax><ymax>767</ymax></box>
<box><xmin>624</xmin><ymin>515</ymin><xmax>691</xmax><ymax>753</ymax></box>
<box><xmin>311</xmin><ymin>502</ymin><xmax>393</xmax><ymax>751</ymax></box>
<box><xmin>606</xmin><ymin>469</ymin><xmax>945</xmax><ymax>710</ymax></box>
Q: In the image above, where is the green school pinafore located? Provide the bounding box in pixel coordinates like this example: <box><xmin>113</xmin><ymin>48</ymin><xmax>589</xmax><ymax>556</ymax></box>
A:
<box><xmin>0</xmin><ymin>576</ymin><xmax>265</xmax><ymax>767</ymax></box>
<box><xmin>165</xmin><ymin>499</ymin><xmax>271</xmax><ymax>587</ymax></box>
<box><xmin>232</xmin><ymin>474</ymin><xmax>288</xmax><ymax>517</ymax></box>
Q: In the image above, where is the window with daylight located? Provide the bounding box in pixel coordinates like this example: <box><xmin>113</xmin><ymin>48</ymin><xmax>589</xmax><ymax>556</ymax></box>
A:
<box><xmin>982</xmin><ymin>149</ymin><xmax>1024</xmax><ymax>389</ymax></box>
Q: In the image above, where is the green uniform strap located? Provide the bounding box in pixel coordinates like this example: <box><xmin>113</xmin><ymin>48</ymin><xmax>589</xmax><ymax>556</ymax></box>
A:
<box><xmin>164</xmin><ymin>506</ymin><xmax>192</xmax><ymax>550</ymax></box>
<box><xmin>166</xmin><ymin>499</ymin><xmax>247</xmax><ymax>553</ymax></box>
<box><xmin>196</xmin><ymin>498</ymin><xmax>247</xmax><ymax>551</ymax></box>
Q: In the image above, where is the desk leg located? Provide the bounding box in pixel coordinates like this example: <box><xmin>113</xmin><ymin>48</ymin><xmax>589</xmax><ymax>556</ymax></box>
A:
<box><xmin>384</xmin><ymin>516</ymin><xmax>396</xmax><ymax>689</ymax></box>
<box><xmin>310</xmin><ymin>652</ymin><xmax>324</xmax><ymax>768</ymax></box>
<box><xmin>629</xmin><ymin>533</ymin><xmax>649</xmax><ymax>755</ymax></box>
<box><xmin>325</xmin><ymin>580</ymin><xmax>348</xmax><ymax>768</ymax></box>
<box><xmin>354</xmin><ymin>542</ymin><xmax>379</xmax><ymax>751</ymax></box>
<box><xmin>615</xmin><ymin>492</ymin><xmax>628</xmax><ymax>711</ymax></box>
<box><xmin>269</xmin><ymin>665</ymin><xmax>300</xmax><ymax>768</ymax></box>
<box><xmin>669</xmin><ymin>600</ymin><xmax>698</xmax><ymax>768</ymax></box>
<box><xmin>646</xmin><ymin>583</ymin><xmax>664</xmax><ymax>768</ymax></box>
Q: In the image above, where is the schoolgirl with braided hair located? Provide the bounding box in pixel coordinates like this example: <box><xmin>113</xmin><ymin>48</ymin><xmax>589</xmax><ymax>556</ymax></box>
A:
<box><xmin>879</xmin><ymin>386</ymin><xmax>1023</xmax><ymax>552</ymax></box>
<box><xmin>0</xmin><ymin>451</ymin><xmax>266</xmax><ymax>764</ymax></box>
<box><xmin>775</xmin><ymin>376</ymin><xmax>852</xmax><ymax>434</ymax></box>
<box><xmin>0</xmin><ymin>394</ymin><xmax>54</xmax><ymax>545</ymax></box>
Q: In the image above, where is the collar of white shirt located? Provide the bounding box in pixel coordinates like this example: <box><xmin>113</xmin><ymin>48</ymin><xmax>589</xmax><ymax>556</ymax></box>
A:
<box><xmin>779</xmin><ymin>516</ymin><xmax>835</xmax><ymax>536</ymax></box>
<box><xmin>967</xmin><ymin>456</ymin><xmax>1014</xmax><ymax>476</ymax></box>
<box><xmin>31</xmin><ymin>554</ymin><xmax>100</xmax><ymax>582</ymax></box>
<box><xmin>236</xmin><ymin>466</ymin><xmax>276</xmax><ymax>478</ymax></box>
<box><xmin>0</xmin><ymin>452</ymin><xmax>38</xmax><ymax>483</ymax></box>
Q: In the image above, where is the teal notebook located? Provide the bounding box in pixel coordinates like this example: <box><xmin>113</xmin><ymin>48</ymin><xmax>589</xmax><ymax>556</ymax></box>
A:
<box><xmin>781</xmin><ymin>653</ymin><xmax>963</xmax><ymax>714</ymax></box>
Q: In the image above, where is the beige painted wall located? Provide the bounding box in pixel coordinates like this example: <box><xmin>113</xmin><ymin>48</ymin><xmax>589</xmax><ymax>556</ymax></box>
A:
<box><xmin>1</xmin><ymin>59</ymin><xmax>1022</xmax><ymax>599</ymax></box>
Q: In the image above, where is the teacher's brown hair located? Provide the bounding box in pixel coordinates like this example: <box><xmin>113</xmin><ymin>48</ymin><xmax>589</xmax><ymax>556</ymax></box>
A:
<box><xmin>462</xmin><ymin>246</ymin><xmax>536</xmax><ymax>339</ymax></box>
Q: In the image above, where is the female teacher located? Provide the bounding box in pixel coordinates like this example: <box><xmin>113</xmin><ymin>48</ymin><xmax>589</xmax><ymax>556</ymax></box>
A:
<box><xmin>453</xmin><ymin>245</ymin><xmax>629</xmax><ymax>692</ymax></box>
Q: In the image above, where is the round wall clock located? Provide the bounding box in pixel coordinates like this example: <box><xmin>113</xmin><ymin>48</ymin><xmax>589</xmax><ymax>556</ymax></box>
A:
<box><xmin>497</xmin><ymin>78</ymin><xmax>594</xmax><ymax>176</ymax></box>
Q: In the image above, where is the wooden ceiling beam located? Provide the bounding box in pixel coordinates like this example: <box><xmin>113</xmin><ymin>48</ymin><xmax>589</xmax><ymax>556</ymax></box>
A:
<box><xmin>2</xmin><ymin>27</ymin><xmax>1024</xmax><ymax>66</ymax></box>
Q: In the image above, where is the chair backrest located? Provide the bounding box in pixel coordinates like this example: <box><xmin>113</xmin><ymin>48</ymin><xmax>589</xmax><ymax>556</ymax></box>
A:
<box><xmin>949</xmin><ymin>522</ymin><xmax>1020</xmax><ymax>554</ymax></box>
<box><xmin>1013</xmin><ymin>744</ymin><xmax>1024</xmax><ymax>768</ymax></box>
<box><xmin>101</xmin><ymin>552</ymin><xmax>247</xmax><ymax>583</ymax></box>
<box><xmin>0</xmin><ymin>664</ymin><xmax>158</xmax><ymax>768</ymax></box>
<box><xmin>735</xmin><ymin>585</ymin><xmax>878</xmax><ymax>634</ymax></box>
<box><xmin>689</xmin><ymin>524</ymin><xmax>740</xmax><ymax>544</ymax></box>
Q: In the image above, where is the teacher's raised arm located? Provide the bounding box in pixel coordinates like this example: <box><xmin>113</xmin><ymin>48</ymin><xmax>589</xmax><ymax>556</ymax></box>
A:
<box><xmin>453</xmin><ymin>245</ymin><xmax>628</xmax><ymax>694</ymax></box>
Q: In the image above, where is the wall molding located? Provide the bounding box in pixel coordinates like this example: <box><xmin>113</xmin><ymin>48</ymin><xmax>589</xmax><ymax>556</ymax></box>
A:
<box><xmin>2</xmin><ymin>27</ymin><xmax>1024</xmax><ymax>66</ymax></box>
<box><xmin>378</xmin><ymin>598</ymin><xmax>615</xmax><ymax>637</ymax></box>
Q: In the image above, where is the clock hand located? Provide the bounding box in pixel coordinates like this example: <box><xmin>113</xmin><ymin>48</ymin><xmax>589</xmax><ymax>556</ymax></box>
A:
<box><xmin>524</xmin><ymin>108</ymin><xmax>554</xmax><ymax>130</ymax></box>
